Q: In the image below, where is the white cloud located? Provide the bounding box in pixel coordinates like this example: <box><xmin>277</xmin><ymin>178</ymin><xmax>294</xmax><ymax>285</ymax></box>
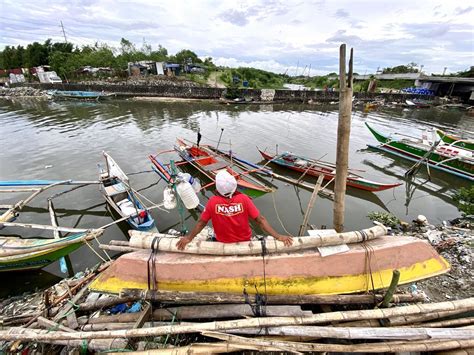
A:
<box><xmin>0</xmin><ymin>0</ymin><xmax>472</xmax><ymax>74</ymax></box>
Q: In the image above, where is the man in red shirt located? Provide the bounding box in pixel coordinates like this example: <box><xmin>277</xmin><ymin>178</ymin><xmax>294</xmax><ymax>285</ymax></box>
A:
<box><xmin>177</xmin><ymin>170</ymin><xmax>293</xmax><ymax>249</ymax></box>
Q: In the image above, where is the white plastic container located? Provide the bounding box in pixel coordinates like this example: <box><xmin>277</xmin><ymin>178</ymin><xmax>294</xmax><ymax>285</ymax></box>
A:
<box><xmin>163</xmin><ymin>186</ymin><xmax>177</xmax><ymax>209</ymax></box>
<box><xmin>176</xmin><ymin>181</ymin><xmax>199</xmax><ymax>209</ymax></box>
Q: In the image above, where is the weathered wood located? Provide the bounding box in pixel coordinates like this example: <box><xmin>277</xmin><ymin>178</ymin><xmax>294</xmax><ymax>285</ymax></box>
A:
<box><xmin>224</xmin><ymin>325</ymin><xmax>474</xmax><ymax>340</ymax></box>
<box><xmin>128</xmin><ymin>225</ymin><xmax>387</xmax><ymax>255</ymax></box>
<box><xmin>390</xmin><ymin>309</ymin><xmax>472</xmax><ymax>326</ymax></box>
<box><xmin>333</xmin><ymin>44</ymin><xmax>353</xmax><ymax>232</ymax></box>
<box><xmin>404</xmin><ymin>317</ymin><xmax>474</xmax><ymax>328</ymax></box>
<box><xmin>1</xmin><ymin>298</ymin><xmax>472</xmax><ymax>341</ymax></box>
<box><xmin>37</xmin><ymin>316</ymin><xmax>74</xmax><ymax>333</ymax></box>
<box><xmin>0</xmin><ymin>221</ymin><xmax>90</xmax><ymax>233</ymax></box>
<box><xmin>117</xmin><ymin>288</ymin><xmax>423</xmax><ymax>306</ymax></box>
<box><xmin>203</xmin><ymin>332</ymin><xmax>474</xmax><ymax>353</ymax></box>
<box><xmin>109</xmin><ymin>240</ymin><xmax>132</xmax><ymax>246</ymax></box>
<box><xmin>99</xmin><ymin>244</ymin><xmax>140</xmax><ymax>253</ymax></box>
<box><xmin>299</xmin><ymin>174</ymin><xmax>324</xmax><ymax>235</ymax></box>
<box><xmin>134</xmin><ymin>303</ymin><xmax>151</xmax><ymax>329</ymax></box>
<box><xmin>381</xmin><ymin>269</ymin><xmax>400</xmax><ymax>307</ymax></box>
<box><xmin>106</xmin><ymin>342</ymin><xmax>265</xmax><ymax>354</ymax></box>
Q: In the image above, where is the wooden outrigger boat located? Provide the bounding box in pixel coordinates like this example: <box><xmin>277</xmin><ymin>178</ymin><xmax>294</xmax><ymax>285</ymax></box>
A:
<box><xmin>99</xmin><ymin>152</ymin><xmax>157</xmax><ymax>232</ymax></box>
<box><xmin>0</xmin><ymin>229</ymin><xmax>102</xmax><ymax>272</ymax></box>
<box><xmin>174</xmin><ymin>139</ymin><xmax>273</xmax><ymax>198</ymax></box>
<box><xmin>90</xmin><ymin>225</ymin><xmax>450</xmax><ymax>295</ymax></box>
<box><xmin>366</xmin><ymin>123</ymin><xmax>474</xmax><ymax>181</ymax></box>
<box><xmin>258</xmin><ymin>149</ymin><xmax>402</xmax><ymax>192</ymax></box>
<box><xmin>436</xmin><ymin>129</ymin><xmax>474</xmax><ymax>151</ymax></box>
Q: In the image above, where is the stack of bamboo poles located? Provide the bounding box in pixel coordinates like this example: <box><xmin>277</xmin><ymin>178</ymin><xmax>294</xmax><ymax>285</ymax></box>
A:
<box><xmin>1</xmin><ymin>263</ymin><xmax>473</xmax><ymax>354</ymax></box>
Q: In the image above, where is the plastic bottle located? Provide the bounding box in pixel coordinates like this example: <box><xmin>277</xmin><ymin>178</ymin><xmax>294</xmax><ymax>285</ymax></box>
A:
<box><xmin>191</xmin><ymin>178</ymin><xmax>201</xmax><ymax>193</ymax></box>
<box><xmin>163</xmin><ymin>186</ymin><xmax>177</xmax><ymax>210</ymax></box>
<box><xmin>176</xmin><ymin>180</ymin><xmax>199</xmax><ymax>209</ymax></box>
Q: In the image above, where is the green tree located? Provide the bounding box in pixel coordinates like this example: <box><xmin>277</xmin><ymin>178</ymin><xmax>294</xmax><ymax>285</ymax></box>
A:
<box><xmin>175</xmin><ymin>49</ymin><xmax>201</xmax><ymax>65</ymax></box>
<box><xmin>382</xmin><ymin>63</ymin><xmax>419</xmax><ymax>74</ymax></box>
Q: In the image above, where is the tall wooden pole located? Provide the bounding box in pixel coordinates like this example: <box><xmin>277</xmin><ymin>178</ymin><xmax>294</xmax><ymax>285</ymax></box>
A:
<box><xmin>333</xmin><ymin>44</ymin><xmax>353</xmax><ymax>232</ymax></box>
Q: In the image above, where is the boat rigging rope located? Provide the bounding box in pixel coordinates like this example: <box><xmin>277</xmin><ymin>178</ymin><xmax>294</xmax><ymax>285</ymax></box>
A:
<box><xmin>243</xmin><ymin>236</ymin><xmax>268</xmax><ymax>317</ymax></box>
<box><xmin>147</xmin><ymin>236</ymin><xmax>162</xmax><ymax>327</ymax></box>
<box><xmin>360</xmin><ymin>230</ymin><xmax>377</xmax><ymax>305</ymax></box>
<box><xmin>271</xmin><ymin>192</ymin><xmax>295</xmax><ymax>237</ymax></box>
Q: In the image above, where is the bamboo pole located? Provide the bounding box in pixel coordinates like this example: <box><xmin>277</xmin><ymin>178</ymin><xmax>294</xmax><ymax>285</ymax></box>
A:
<box><xmin>203</xmin><ymin>332</ymin><xmax>474</xmax><ymax>353</ymax></box>
<box><xmin>107</xmin><ymin>342</ymin><xmax>266</xmax><ymax>354</ymax></box>
<box><xmin>298</xmin><ymin>174</ymin><xmax>324</xmax><ymax>236</ymax></box>
<box><xmin>333</xmin><ymin>44</ymin><xmax>353</xmax><ymax>232</ymax></box>
<box><xmin>223</xmin><ymin>325</ymin><xmax>474</xmax><ymax>340</ymax></box>
<box><xmin>76</xmin><ymin>289</ymin><xmax>423</xmax><ymax>311</ymax></box>
<box><xmin>1</xmin><ymin>298</ymin><xmax>472</xmax><ymax>341</ymax></box>
<box><xmin>99</xmin><ymin>244</ymin><xmax>140</xmax><ymax>253</ymax></box>
<box><xmin>0</xmin><ymin>221</ymin><xmax>89</xmax><ymax>233</ymax></box>
<box><xmin>389</xmin><ymin>309</ymin><xmax>471</xmax><ymax>326</ymax></box>
<box><xmin>403</xmin><ymin>317</ymin><xmax>474</xmax><ymax>328</ymax></box>
<box><xmin>128</xmin><ymin>224</ymin><xmax>387</xmax><ymax>255</ymax></box>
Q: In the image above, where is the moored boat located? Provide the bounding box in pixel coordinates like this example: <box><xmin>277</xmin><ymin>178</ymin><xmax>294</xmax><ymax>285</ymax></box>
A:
<box><xmin>49</xmin><ymin>90</ymin><xmax>115</xmax><ymax>100</ymax></box>
<box><xmin>366</xmin><ymin>123</ymin><xmax>474</xmax><ymax>181</ymax></box>
<box><xmin>436</xmin><ymin>129</ymin><xmax>474</xmax><ymax>151</ymax></box>
<box><xmin>90</xmin><ymin>229</ymin><xmax>450</xmax><ymax>295</ymax></box>
<box><xmin>0</xmin><ymin>230</ymin><xmax>102</xmax><ymax>272</ymax></box>
<box><xmin>174</xmin><ymin>139</ymin><xmax>273</xmax><ymax>198</ymax></box>
<box><xmin>258</xmin><ymin>149</ymin><xmax>402</xmax><ymax>192</ymax></box>
<box><xmin>99</xmin><ymin>152</ymin><xmax>157</xmax><ymax>232</ymax></box>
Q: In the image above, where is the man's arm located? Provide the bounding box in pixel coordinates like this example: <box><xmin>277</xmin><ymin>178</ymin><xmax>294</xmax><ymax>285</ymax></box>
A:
<box><xmin>176</xmin><ymin>219</ymin><xmax>208</xmax><ymax>250</ymax></box>
<box><xmin>254</xmin><ymin>215</ymin><xmax>293</xmax><ymax>246</ymax></box>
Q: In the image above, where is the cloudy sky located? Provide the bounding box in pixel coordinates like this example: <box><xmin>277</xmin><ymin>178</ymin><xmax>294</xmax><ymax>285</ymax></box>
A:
<box><xmin>1</xmin><ymin>0</ymin><xmax>473</xmax><ymax>75</ymax></box>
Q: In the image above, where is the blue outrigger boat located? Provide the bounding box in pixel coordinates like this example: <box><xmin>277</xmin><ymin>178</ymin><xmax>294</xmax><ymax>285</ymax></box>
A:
<box><xmin>99</xmin><ymin>152</ymin><xmax>157</xmax><ymax>232</ymax></box>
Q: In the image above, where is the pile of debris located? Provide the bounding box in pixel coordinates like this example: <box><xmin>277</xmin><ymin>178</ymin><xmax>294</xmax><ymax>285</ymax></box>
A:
<box><xmin>1</xmin><ymin>257</ymin><xmax>473</xmax><ymax>353</ymax></box>
<box><xmin>0</xmin><ymin>87</ymin><xmax>49</xmax><ymax>98</ymax></box>
<box><xmin>395</xmin><ymin>215</ymin><xmax>473</xmax><ymax>302</ymax></box>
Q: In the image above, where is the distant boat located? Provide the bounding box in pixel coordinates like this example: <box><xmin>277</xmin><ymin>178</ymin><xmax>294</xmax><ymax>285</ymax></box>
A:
<box><xmin>99</xmin><ymin>152</ymin><xmax>157</xmax><ymax>232</ymax></box>
<box><xmin>258</xmin><ymin>149</ymin><xmax>402</xmax><ymax>192</ymax></box>
<box><xmin>49</xmin><ymin>90</ymin><xmax>115</xmax><ymax>100</ymax></box>
<box><xmin>175</xmin><ymin>139</ymin><xmax>274</xmax><ymax>198</ymax></box>
<box><xmin>366</xmin><ymin>123</ymin><xmax>474</xmax><ymax>181</ymax></box>
<box><xmin>436</xmin><ymin>129</ymin><xmax>474</xmax><ymax>151</ymax></box>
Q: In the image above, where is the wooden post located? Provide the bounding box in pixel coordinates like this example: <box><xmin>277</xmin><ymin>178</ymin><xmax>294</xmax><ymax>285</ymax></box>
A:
<box><xmin>381</xmin><ymin>269</ymin><xmax>400</xmax><ymax>308</ymax></box>
<box><xmin>299</xmin><ymin>174</ymin><xmax>324</xmax><ymax>235</ymax></box>
<box><xmin>333</xmin><ymin>44</ymin><xmax>353</xmax><ymax>232</ymax></box>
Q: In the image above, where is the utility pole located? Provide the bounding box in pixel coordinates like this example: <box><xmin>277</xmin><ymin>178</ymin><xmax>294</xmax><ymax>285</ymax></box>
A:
<box><xmin>308</xmin><ymin>64</ymin><xmax>311</xmax><ymax>77</ymax></box>
<box><xmin>443</xmin><ymin>67</ymin><xmax>447</xmax><ymax>76</ymax></box>
<box><xmin>333</xmin><ymin>44</ymin><xmax>353</xmax><ymax>232</ymax></box>
<box><xmin>60</xmin><ymin>21</ymin><xmax>67</xmax><ymax>43</ymax></box>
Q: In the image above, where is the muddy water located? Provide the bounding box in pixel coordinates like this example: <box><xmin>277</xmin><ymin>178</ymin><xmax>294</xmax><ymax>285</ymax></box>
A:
<box><xmin>0</xmin><ymin>98</ymin><xmax>472</xmax><ymax>296</ymax></box>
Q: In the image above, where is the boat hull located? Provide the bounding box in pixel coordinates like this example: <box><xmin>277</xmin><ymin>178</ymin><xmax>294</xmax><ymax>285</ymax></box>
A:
<box><xmin>259</xmin><ymin>150</ymin><xmax>401</xmax><ymax>192</ymax></box>
<box><xmin>0</xmin><ymin>241</ymin><xmax>82</xmax><ymax>272</ymax></box>
<box><xmin>437</xmin><ymin>129</ymin><xmax>474</xmax><ymax>151</ymax></box>
<box><xmin>366</xmin><ymin>123</ymin><xmax>474</xmax><ymax>181</ymax></box>
<box><xmin>175</xmin><ymin>140</ymin><xmax>272</xmax><ymax>198</ymax></box>
<box><xmin>90</xmin><ymin>236</ymin><xmax>450</xmax><ymax>295</ymax></box>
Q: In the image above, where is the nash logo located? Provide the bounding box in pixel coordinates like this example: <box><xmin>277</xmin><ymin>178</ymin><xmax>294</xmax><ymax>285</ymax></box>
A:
<box><xmin>215</xmin><ymin>203</ymin><xmax>244</xmax><ymax>216</ymax></box>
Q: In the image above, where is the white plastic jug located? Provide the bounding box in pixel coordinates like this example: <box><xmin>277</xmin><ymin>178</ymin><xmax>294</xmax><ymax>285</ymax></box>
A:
<box><xmin>163</xmin><ymin>186</ymin><xmax>177</xmax><ymax>209</ymax></box>
<box><xmin>176</xmin><ymin>181</ymin><xmax>199</xmax><ymax>209</ymax></box>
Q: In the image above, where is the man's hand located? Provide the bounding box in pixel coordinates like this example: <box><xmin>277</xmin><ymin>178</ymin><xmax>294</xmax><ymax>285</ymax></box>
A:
<box><xmin>176</xmin><ymin>236</ymin><xmax>193</xmax><ymax>250</ymax></box>
<box><xmin>275</xmin><ymin>235</ymin><xmax>293</xmax><ymax>247</ymax></box>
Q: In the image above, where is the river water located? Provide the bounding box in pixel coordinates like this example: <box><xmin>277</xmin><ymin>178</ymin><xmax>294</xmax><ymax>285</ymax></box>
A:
<box><xmin>0</xmin><ymin>98</ymin><xmax>472</xmax><ymax>297</ymax></box>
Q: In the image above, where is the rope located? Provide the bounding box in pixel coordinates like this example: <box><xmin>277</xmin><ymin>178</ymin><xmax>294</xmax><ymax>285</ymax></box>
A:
<box><xmin>270</xmin><ymin>192</ymin><xmax>294</xmax><ymax>237</ymax></box>
<box><xmin>93</xmin><ymin>230</ymin><xmax>111</xmax><ymax>261</ymax></box>
<box><xmin>360</xmin><ymin>230</ymin><xmax>377</xmax><ymax>305</ymax></box>
<box><xmin>84</xmin><ymin>240</ymin><xmax>107</xmax><ymax>263</ymax></box>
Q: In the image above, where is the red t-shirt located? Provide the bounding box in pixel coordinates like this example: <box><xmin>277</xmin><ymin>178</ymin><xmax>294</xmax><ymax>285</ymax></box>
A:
<box><xmin>201</xmin><ymin>192</ymin><xmax>260</xmax><ymax>243</ymax></box>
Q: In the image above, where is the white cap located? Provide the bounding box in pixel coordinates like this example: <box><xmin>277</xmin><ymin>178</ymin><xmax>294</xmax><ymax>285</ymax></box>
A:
<box><xmin>215</xmin><ymin>170</ymin><xmax>237</xmax><ymax>197</ymax></box>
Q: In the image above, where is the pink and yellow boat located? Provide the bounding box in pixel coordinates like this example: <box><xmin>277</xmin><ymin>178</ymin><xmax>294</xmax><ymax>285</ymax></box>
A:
<box><xmin>90</xmin><ymin>226</ymin><xmax>449</xmax><ymax>295</ymax></box>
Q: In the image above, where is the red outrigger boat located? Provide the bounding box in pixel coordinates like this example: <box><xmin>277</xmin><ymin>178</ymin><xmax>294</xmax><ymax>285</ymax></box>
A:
<box><xmin>175</xmin><ymin>139</ymin><xmax>273</xmax><ymax>198</ymax></box>
<box><xmin>258</xmin><ymin>149</ymin><xmax>402</xmax><ymax>192</ymax></box>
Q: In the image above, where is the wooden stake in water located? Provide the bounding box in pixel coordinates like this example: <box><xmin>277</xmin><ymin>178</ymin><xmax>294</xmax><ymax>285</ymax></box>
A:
<box><xmin>333</xmin><ymin>44</ymin><xmax>353</xmax><ymax>232</ymax></box>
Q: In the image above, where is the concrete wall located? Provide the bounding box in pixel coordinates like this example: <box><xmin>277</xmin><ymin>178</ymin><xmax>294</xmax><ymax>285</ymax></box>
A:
<box><xmin>20</xmin><ymin>83</ymin><xmax>429</xmax><ymax>102</ymax></box>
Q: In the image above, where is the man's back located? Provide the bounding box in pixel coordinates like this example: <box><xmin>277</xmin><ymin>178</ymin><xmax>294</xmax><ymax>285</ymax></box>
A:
<box><xmin>201</xmin><ymin>192</ymin><xmax>259</xmax><ymax>243</ymax></box>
